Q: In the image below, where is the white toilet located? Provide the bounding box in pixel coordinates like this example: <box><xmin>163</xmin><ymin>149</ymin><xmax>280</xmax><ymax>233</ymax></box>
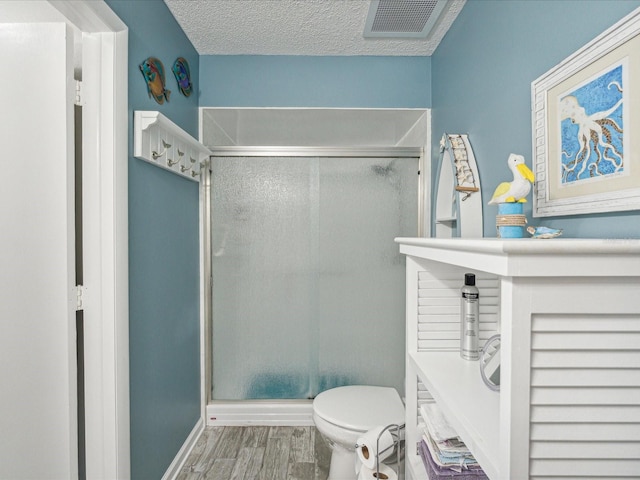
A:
<box><xmin>312</xmin><ymin>385</ymin><xmax>405</xmax><ymax>480</ymax></box>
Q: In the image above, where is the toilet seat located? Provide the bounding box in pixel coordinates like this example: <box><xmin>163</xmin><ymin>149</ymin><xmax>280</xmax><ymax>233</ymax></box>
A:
<box><xmin>313</xmin><ymin>385</ymin><xmax>404</xmax><ymax>432</ymax></box>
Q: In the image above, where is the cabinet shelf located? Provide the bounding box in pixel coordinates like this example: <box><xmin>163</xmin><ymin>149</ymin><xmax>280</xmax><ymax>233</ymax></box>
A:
<box><xmin>409</xmin><ymin>351</ymin><xmax>499</xmax><ymax>480</ymax></box>
<box><xmin>435</xmin><ymin>216</ymin><xmax>457</xmax><ymax>224</ymax></box>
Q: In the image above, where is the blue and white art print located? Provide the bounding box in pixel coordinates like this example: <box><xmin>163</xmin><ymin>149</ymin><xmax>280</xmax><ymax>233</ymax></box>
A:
<box><xmin>558</xmin><ymin>60</ymin><xmax>627</xmax><ymax>186</ymax></box>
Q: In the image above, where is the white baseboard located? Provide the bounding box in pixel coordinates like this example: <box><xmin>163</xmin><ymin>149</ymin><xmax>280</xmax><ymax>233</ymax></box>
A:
<box><xmin>162</xmin><ymin>417</ymin><xmax>205</xmax><ymax>480</ymax></box>
<box><xmin>206</xmin><ymin>400</ymin><xmax>314</xmax><ymax>426</ymax></box>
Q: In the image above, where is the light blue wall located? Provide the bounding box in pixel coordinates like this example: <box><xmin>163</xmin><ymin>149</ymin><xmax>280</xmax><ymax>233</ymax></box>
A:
<box><xmin>104</xmin><ymin>1</ymin><xmax>201</xmax><ymax>478</ymax></box>
<box><xmin>200</xmin><ymin>55</ymin><xmax>431</xmax><ymax>107</ymax></box>
<box><xmin>432</xmin><ymin>0</ymin><xmax>640</xmax><ymax>238</ymax></box>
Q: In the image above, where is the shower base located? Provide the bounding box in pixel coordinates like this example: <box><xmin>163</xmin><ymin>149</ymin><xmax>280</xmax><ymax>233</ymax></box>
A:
<box><xmin>206</xmin><ymin>400</ymin><xmax>314</xmax><ymax>426</ymax></box>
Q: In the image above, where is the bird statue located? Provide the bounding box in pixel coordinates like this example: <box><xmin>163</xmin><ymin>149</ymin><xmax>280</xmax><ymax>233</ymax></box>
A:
<box><xmin>488</xmin><ymin>154</ymin><xmax>535</xmax><ymax>204</ymax></box>
<box><xmin>527</xmin><ymin>226</ymin><xmax>563</xmax><ymax>239</ymax></box>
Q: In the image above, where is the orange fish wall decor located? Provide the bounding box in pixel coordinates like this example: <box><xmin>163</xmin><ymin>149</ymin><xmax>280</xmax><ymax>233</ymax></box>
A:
<box><xmin>139</xmin><ymin>57</ymin><xmax>171</xmax><ymax>104</ymax></box>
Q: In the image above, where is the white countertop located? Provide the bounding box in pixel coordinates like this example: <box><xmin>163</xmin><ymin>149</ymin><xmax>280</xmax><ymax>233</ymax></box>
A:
<box><xmin>395</xmin><ymin>237</ymin><xmax>640</xmax><ymax>277</ymax></box>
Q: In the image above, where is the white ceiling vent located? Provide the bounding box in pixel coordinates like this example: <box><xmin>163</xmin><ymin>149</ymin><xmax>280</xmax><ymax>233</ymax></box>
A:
<box><xmin>364</xmin><ymin>0</ymin><xmax>452</xmax><ymax>39</ymax></box>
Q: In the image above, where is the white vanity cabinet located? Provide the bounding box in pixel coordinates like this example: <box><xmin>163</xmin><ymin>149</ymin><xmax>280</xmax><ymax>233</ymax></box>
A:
<box><xmin>396</xmin><ymin>238</ymin><xmax>640</xmax><ymax>480</ymax></box>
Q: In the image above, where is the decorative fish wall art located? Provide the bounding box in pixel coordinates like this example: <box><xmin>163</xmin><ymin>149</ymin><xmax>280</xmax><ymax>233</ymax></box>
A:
<box><xmin>172</xmin><ymin>57</ymin><xmax>193</xmax><ymax>97</ymax></box>
<box><xmin>139</xmin><ymin>56</ymin><xmax>171</xmax><ymax>104</ymax></box>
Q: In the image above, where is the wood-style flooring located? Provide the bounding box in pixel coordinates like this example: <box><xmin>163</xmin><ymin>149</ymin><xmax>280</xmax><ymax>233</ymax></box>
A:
<box><xmin>176</xmin><ymin>426</ymin><xmax>331</xmax><ymax>480</ymax></box>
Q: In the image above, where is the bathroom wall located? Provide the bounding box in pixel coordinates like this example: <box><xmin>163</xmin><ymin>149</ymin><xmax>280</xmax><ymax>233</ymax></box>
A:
<box><xmin>104</xmin><ymin>1</ymin><xmax>201</xmax><ymax>478</ymax></box>
<box><xmin>199</xmin><ymin>55</ymin><xmax>431</xmax><ymax>107</ymax></box>
<box><xmin>432</xmin><ymin>0</ymin><xmax>640</xmax><ymax>238</ymax></box>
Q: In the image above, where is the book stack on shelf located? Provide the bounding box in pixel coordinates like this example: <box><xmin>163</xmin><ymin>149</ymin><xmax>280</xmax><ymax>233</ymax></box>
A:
<box><xmin>418</xmin><ymin>403</ymin><xmax>488</xmax><ymax>479</ymax></box>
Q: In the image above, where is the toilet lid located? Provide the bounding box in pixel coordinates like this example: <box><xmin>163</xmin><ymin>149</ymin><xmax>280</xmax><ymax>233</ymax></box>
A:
<box><xmin>313</xmin><ymin>385</ymin><xmax>404</xmax><ymax>432</ymax></box>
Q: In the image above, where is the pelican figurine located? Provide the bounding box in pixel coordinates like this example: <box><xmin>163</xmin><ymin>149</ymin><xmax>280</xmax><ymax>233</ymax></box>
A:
<box><xmin>488</xmin><ymin>154</ymin><xmax>535</xmax><ymax>204</ymax></box>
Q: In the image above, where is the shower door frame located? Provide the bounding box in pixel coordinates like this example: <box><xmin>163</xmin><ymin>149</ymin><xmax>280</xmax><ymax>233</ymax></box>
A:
<box><xmin>202</xmin><ymin>145</ymin><xmax>427</xmax><ymax>424</ymax></box>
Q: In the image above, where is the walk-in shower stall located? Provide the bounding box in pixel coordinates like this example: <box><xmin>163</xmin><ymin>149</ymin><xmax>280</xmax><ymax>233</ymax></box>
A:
<box><xmin>201</xmin><ymin>109</ymin><xmax>429</xmax><ymax>418</ymax></box>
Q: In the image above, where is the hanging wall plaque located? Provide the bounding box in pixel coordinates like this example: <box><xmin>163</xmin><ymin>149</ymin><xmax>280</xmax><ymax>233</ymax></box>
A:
<box><xmin>172</xmin><ymin>57</ymin><xmax>193</xmax><ymax>97</ymax></box>
<box><xmin>139</xmin><ymin>56</ymin><xmax>171</xmax><ymax>104</ymax></box>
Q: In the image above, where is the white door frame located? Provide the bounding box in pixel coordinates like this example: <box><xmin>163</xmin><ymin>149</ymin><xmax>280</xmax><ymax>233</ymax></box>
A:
<box><xmin>50</xmin><ymin>2</ymin><xmax>130</xmax><ymax>478</ymax></box>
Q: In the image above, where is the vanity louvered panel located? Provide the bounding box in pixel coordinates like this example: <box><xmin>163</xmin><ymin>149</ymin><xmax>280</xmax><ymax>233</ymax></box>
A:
<box><xmin>529</xmin><ymin>314</ymin><xmax>640</xmax><ymax>479</ymax></box>
<box><xmin>417</xmin><ymin>269</ymin><xmax>499</xmax><ymax>351</ymax></box>
<box><xmin>416</xmin><ymin>378</ymin><xmax>434</xmax><ymax>421</ymax></box>
<box><xmin>417</xmin><ymin>378</ymin><xmax>433</xmax><ymax>403</ymax></box>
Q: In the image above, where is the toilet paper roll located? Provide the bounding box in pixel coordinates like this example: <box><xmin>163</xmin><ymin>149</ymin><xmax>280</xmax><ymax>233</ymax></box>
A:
<box><xmin>356</xmin><ymin>426</ymin><xmax>395</xmax><ymax>470</ymax></box>
<box><xmin>357</xmin><ymin>463</ymin><xmax>398</xmax><ymax>480</ymax></box>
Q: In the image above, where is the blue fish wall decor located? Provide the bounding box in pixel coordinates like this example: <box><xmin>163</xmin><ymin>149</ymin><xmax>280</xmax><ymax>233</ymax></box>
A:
<box><xmin>139</xmin><ymin>56</ymin><xmax>171</xmax><ymax>104</ymax></box>
<box><xmin>172</xmin><ymin>57</ymin><xmax>193</xmax><ymax>97</ymax></box>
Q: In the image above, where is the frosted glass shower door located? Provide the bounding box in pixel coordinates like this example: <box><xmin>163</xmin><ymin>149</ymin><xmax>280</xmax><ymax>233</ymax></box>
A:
<box><xmin>211</xmin><ymin>156</ymin><xmax>317</xmax><ymax>400</ymax></box>
<box><xmin>211</xmin><ymin>155</ymin><xmax>418</xmax><ymax>400</ymax></box>
<box><xmin>316</xmin><ymin>158</ymin><xmax>418</xmax><ymax>395</ymax></box>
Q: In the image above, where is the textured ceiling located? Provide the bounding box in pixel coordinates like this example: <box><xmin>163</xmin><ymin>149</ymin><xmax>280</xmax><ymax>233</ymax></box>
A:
<box><xmin>164</xmin><ymin>0</ymin><xmax>465</xmax><ymax>56</ymax></box>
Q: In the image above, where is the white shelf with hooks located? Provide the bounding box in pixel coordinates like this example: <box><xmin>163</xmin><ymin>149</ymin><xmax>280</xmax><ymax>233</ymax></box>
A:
<box><xmin>134</xmin><ymin>110</ymin><xmax>211</xmax><ymax>181</ymax></box>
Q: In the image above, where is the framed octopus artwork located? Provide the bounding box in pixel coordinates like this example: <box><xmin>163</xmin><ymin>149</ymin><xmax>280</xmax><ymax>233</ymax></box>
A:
<box><xmin>532</xmin><ymin>6</ymin><xmax>640</xmax><ymax>217</ymax></box>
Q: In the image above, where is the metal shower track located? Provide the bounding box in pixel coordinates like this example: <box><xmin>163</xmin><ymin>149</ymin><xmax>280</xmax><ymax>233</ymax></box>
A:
<box><xmin>208</xmin><ymin>146</ymin><xmax>423</xmax><ymax>158</ymax></box>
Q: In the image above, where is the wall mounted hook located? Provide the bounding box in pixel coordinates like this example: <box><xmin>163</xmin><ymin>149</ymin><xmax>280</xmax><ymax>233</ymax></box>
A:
<box><xmin>168</xmin><ymin>149</ymin><xmax>185</xmax><ymax>167</ymax></box>
<box><xmin>181</xmin><ymin>157</ymin><xmax>196</xmax><ymax>173</ymax></box>
<box><xmin>152</xmin><ymin>139</ymin><xmax>171</xmax><ymax>160</ymax></box>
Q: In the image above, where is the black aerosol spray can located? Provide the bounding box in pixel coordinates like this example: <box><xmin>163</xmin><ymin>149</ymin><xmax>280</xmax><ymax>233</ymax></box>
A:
<box><xmin>460</xmin><ymin>273</ymin><xmax>479</xmax><ymax>361</ymax></box>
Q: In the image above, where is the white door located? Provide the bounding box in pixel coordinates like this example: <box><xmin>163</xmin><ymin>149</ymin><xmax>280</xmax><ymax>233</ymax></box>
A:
<box><xmin>0</xmin><ymin>22</ymin><xmax>78</xmax><ymax>478</ymax></box>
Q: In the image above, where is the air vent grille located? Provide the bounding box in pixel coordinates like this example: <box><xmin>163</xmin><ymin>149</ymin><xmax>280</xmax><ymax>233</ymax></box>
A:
<box><xmin>364</xmin><ymin>0</ymin><xmax>449</xmax><ymax>38</ymax></box>
<box><xmin>372</xmin><ymin>0</ymin><xmax>439</xmax><ymax>33</ymax></box>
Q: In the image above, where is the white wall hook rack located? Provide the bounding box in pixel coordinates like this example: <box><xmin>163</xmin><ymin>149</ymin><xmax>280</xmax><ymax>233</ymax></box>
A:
<box><xmin>134</xmin><ymin>110</ymin><xmax>211</xmax><ymax>182</ymax></box>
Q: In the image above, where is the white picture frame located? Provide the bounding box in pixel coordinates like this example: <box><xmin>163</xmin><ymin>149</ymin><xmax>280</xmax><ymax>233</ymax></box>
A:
<box><xmin>531</xmin><ymin>7</ymin><xmax>640</xmax><ymax>217</ymax></box>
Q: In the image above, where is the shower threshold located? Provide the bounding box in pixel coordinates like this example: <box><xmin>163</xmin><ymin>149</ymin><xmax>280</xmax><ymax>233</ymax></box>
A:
<box><xmin>206</xmin><ymin>400</ymin><xmax>314</xmax><ymax>427</ymax></box>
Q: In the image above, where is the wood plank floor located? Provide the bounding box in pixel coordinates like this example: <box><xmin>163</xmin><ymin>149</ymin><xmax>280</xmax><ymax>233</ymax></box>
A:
<box><xmin>177</xmin><ymin>426</ymin><xmax>331</xmax><ymax>480</ymax></box>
